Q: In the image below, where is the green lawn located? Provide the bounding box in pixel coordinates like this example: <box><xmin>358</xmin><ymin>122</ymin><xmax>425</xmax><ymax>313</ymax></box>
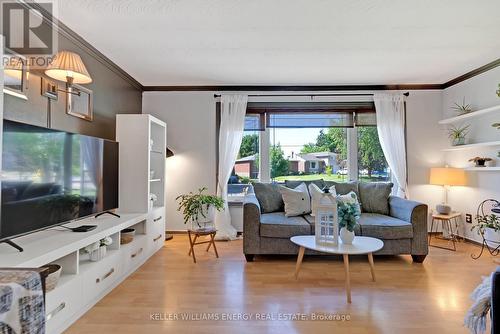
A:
<box><xmin>273</xmin><ymin>174</ymin><xmax>388</xmax><ymax>183</ymax></box>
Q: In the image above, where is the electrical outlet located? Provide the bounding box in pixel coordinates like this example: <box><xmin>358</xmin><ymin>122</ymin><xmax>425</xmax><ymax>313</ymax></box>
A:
<box><xmin>465</xmin><ymin>214</ymin><xmax>472</xmax><ymax>224</ymax></box>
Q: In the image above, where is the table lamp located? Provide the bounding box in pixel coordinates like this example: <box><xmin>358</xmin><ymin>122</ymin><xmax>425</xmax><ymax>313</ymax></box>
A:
<box><xmin>429</xmin><ymin>167</ymin><xmax>466</xmax><ymax>214</ymax></box>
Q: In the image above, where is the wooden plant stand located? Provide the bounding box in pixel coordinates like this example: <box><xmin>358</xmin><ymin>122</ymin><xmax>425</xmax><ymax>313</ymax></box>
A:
<box><xmin>187</xmin><ymin>228</ymin><xmax>218</xmax><ymax>263</ymax></box>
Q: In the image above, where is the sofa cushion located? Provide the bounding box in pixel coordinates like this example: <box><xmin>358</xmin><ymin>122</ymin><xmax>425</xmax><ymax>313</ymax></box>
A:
<box><xmin>358</xmin><ymin>213</ymin><xmax>413</xmax><ymax>240</ymax></box>
<box><xmin>359</xmin><ymin>182</ymin><xmax>393</xmax><ymax>215</ymax></box>
<box><xmin>253</xmin><ymin>183</ymin><xmax>284</xmax><ymax>213</ymax></box>
<box><xmin>303</xmin><ymin>214</ymin><xmax>361</xmax><ymax>235</ymax></box>
<box><xmin>260</xmin><ymin>212</ymin><xmax>311</xmax><ymax>238</ymax></box>
<box><xmin>324</xmin><ymin>181</ymin><xmax>359</xmax><ymax>197</ymax></box>
<box><xmin>279</xmin><ymin>183</ymin><xmax>311</xmax><ymax>217</ymax></box>
<box><xmin>285</xmin><ymin>179</ymin><xmax>325</xmax><ymax>191</ymax></box>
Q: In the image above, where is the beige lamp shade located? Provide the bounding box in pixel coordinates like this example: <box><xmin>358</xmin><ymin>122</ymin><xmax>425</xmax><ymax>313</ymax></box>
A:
<box><xmin>429</xmin><ymin>167</ymin><xmax>467</xmax><ymax>186</ymax></box>
<box><xmin>45</xmin><ymin>51</ymin><xmax>92</xmax><ymax>84</ymax></box>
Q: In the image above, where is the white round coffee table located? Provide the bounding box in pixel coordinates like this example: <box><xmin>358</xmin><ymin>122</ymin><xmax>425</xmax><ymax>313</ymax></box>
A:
<box><xmin>290</xmin><ymin>235</ymin><xmax>384</xmax><ymax>303</ymax></box>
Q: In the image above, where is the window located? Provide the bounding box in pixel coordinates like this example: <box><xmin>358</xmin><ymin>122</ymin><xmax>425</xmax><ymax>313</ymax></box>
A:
<box><xmin>233</xmin><ymin>130</ymin><xmax>260</xmax><ymax>183</ymax></box>
<box><xmin>224</xmin><ymin>101</ymin><xmax>394</xmax><ymax>186</ymax></box>
<box><xmin>357</xmin><ymin>127</ymin><xmax>390</xmax><ymax>182</ymax></box>
<box><xmin>269</xmin><ymin>126</ymin><xmax>348</xmax><ymax>183</ymax></box>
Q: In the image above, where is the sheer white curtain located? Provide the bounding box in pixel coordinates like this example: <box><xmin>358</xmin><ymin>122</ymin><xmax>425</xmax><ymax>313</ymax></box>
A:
<box><xmin>373</xmin><ymin>93</ymin><xmax>409</xmax><ymax>198</ymax></box>
<box><xmin>214</xmin><ymin>94</ymin><xmax>248</xmax><ymax>240</ymax></box>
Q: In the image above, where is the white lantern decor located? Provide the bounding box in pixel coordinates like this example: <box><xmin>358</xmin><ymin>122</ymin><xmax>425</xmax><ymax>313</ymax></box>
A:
<box><xmin>314</xmin><ymin>188</ymin><xmax>339</xmax><ymax>246</ymax></box>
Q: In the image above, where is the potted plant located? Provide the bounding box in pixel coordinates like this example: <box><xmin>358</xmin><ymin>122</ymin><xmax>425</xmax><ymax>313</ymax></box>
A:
<box><xmin>447</xmin><ymin>124</ymin><xmax>470</xmax><ymax>146</ymax></box>
<box><xmin>472</xmin><ymin>214</ymin><xmax>500</xmax><ymax>248</ymax></box>
<box><xmin>451</xmin><ymin>97</ymin><xmax>473</xmax><ymax>115</ymax></box>
<box><xmin>337</xmin><ymin>193</ymin><xmax>361</xmax><ymax>245</ymax></box>
<box><xmin>84</xmin><ymin>236</ymin><xmax>113</xmax><ymax>262</ymax></box>
<box><xmin>469</xmin><ymin>157</ymin><xmax>492</xmax><ymax>167</ymax></box>
<box><xmin>176</xmin><ymin>187</ymin><xmax>224</xmax><ymax>230</ymax></box>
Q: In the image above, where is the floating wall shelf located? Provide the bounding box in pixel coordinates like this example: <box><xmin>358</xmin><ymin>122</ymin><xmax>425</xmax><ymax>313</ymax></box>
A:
<box><xmin>442</xmin><ymin>140</ymin><xmax>500</xmax><ymax>151</ymax></box>
<box><xmin>464</xmin><ymin>167</ymin><xmax>500</xmax><ymax>172</ymax></box>
<box><xmin>439</xmin><ymin>104</ymin><xmax>500</xmax><ymax>125</ymax></box>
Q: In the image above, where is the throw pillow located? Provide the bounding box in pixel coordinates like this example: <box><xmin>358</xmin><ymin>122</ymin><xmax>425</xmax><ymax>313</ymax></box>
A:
<box><xmin>279</xmin><ymin>182</ymin><xmax>311</xmax><ymax>217</ymax></box>
<box><xmin>324</xmin><ymin>181</ymin><xmax>359</xmax><ymax>197</ymax></box>
<box><xmin>358</xmin><ymin>182</ymin><xmax>393</xmax><ymax>215</ymax></box>
<box><xmin>308</xmin><ymin>183</ymin><xmax>337</xmax><ymax>217</ymax></box>
<box><xmin>253</xmin><ymin>182</ymin><xmax>284</xmax><ymax>213</ymax></box>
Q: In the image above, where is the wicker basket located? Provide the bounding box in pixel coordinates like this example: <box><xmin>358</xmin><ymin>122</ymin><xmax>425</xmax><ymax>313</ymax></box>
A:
<box><xmin>120</xmin><ymin>228</ymin><xmax>136</xmax><ymax>244</ymax></box>
<box><xmin>41</xmin><ymin>264</ymin><xmax>62</xmax><ymax>292</ymax></box>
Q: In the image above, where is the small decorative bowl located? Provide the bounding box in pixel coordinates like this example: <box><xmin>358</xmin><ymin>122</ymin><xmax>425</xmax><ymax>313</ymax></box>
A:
<box><xmin>120</xmin><ymin>228</ymin><xmax>136</xmax><ymax>244</ymax></box>
<box><xmin>41</xmin><ymin>264</ymin><xmax>62</xmax><ymax>292</ymax></box>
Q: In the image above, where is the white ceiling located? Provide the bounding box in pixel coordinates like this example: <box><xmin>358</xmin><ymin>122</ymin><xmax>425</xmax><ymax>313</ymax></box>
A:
<box><xmin>56</xmin><ymin>0</ymin><xmax>500</xmax><ymax>86</ymax></box>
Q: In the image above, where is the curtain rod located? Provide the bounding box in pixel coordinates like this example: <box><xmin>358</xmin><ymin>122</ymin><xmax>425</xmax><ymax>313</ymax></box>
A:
<box><xmin>213</xmin><ymin>92</ymin><xmax>410</xmax><ymax>98</ymax></box>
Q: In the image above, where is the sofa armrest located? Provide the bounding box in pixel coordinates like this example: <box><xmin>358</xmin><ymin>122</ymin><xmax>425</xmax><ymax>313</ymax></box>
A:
<box><xmin>243</xmin><ymin>193</ymin><xmax>261</xmax><ymax>255</ymax></box>
<box><xmin>389</xmin><ymin>196</ymin><xmax>428</xmax><ymax>255</ymax></box>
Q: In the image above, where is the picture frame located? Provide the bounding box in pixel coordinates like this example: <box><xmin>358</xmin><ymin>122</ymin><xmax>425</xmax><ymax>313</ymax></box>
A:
<box><xmin>66</xmin><ymin>84</ymin><xmax>93</xmax><ymax>121</ymax></box>
<box><xmin>41</xmin><ymin>77</ymin><xmax>58</xmax><ymax>100</ymax></box>
<box><xmin>3</xmin><ymin>50</ymin><xmax>28</xmax><ymax>100</ymax></box>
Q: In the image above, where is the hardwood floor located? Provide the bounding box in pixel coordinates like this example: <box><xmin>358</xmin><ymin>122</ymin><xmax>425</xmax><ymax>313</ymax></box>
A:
<box><xmin>67</xmin><ymin>235</ymin><xmax>496</xmax><ymax>334</ymax></box>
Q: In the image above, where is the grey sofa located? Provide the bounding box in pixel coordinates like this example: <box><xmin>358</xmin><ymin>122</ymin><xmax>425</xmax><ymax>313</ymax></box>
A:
<box><xmin>243</xmin><ymin>180</ymin><xmax>428</xmax><ymax>263</ymax></box>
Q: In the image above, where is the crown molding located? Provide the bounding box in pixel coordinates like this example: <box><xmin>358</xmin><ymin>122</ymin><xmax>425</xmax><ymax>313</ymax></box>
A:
<box><xmin>442</xmin><ymin>58</ymin><xmax>500</xmax><ymax>88</ymax></box>
<box><xmin>142</xmin><ymin>84</ymin><xmax>443</xmax><ymax>92</ymax></box>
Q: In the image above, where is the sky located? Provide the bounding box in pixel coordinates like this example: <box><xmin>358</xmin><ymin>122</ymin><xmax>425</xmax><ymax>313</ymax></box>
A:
<box><xmin>270</xmin><ymin>128</ymin><xmax>324</xmax><ymax>158</ymax></box>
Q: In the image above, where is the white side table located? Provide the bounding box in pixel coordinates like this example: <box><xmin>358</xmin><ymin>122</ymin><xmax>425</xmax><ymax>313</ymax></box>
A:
<box><xmin>429</xmin><ymin>211</ymin><xmax>461</xmax><ymax>251</ymax></box>
<box><xmin>290</xmin><ymin>235</ymin><xmax>384</xmax><ymax>303</ymax></box>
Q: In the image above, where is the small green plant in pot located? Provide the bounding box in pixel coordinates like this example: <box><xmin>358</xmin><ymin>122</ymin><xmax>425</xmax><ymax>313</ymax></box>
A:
<box><xmin>451</xmin><ymin>97</ymin><xmax>473</xmax><ymax>115</ymax></box>
<box><xmin>447</xmin><ymin>124</ymin><xmax>470</xmax><ymax>146</ymax></box>
<box><xmin>176</xmin><ymin>187</ymin><xmax>224</xmax><ymax>230</ymax></box>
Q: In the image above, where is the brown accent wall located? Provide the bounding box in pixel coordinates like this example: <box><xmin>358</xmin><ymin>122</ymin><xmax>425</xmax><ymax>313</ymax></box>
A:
<box><xmin>4</xmin><ymin>27</ymin><xmax>141</xmax><ymax>140</ymax></box>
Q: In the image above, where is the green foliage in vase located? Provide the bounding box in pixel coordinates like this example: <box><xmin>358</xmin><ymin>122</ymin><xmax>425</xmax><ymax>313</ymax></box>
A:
<box><xmin>337</xmin><ymin>194</ymin><xmax>361</xmax><ymax>232</ymax></box>
<box><xmin>451</xmin><ymin>97</ymin><xmax>473</xmax><ymax>115</ymax></box>
<box><xmin>447</xmin><ymin>124</ymin><xmax>470</xmax><ymax>141</ymax></box>
<box><xmin>176</xmin><ymin>187</ymin><xmax>224</xmax><ymax>224</ymax></box>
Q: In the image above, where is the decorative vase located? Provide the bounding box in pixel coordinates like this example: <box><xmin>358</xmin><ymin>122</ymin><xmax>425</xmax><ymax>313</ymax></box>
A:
<box><xmin>340</xmin><ymin>227</ymin><xmax>355</xmax><ymax>245</ymax></box>
<box><xmin>90</xmin><ymin>245</ymin><xmax>107</xmax><ymax>262</ymax></box>
<box><xmin>191</xmin><ymin>205</ymin><xmax>215</xmax><ymax>231</ymax></box>
<box><xmin>484</xmin><ymin>228</ymin><xmax>500</xmax><ymax>249</ymax></box>
<box><xmin>452</xmin><ymin>137</ymin><xmax>465</xmax><ymax>146</ymax></box>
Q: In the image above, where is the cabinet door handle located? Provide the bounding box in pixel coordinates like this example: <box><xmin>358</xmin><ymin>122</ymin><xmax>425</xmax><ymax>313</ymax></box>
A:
<box><xmin>131</xmin><ymin>247</ymin><xmax>143</xmax><ymax>258</ymax></box>
<box><xmin>154</xmin><ymin>216</ymin><xmax>162</xmax><ymax>222</ymax></box>
<box><xmin>153</xmin><ymin>234</ymin><xmax>162</xmax><ymax>242</ymax></box>
<box><xmin>96</xmin><ymin>268</ymin><xmax>115</xmax><ymax>283</ymax></box>
<box><xmin>46</xmin><ymin>302</ymin><xmax>66</xmax><ymax>321</ymax></box>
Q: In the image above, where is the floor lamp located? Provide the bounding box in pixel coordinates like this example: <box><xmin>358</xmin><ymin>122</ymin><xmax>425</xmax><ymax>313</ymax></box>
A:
<box><xmin>165</xmin><ymin>148</ymin><xmax>174</xmax><ymax>241</ymax></box>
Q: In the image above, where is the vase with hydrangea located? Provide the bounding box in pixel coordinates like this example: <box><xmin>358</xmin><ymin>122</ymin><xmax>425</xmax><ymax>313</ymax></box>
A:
<box><xmin>85</xmin><ymin>236</ymin><xmax>113</xmax><ymax>262</ymax></box>
<box><xmin>337</xmin><ymin>193</ymin><xmax>361</xmax><ymax>244</ymax></box>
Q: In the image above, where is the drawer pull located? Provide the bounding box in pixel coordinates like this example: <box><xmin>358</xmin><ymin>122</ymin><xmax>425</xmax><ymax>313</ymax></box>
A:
<box><xmin>153</xmin><ymin>216</ymin><xmax>162</xmax><ymax>222</ymax></box>
<box><xmin>96</xmin><ymin>268</ymin><xmax>115</xmax><ymax>283</ymax></box>
<box><xmin>131</xmin><ymin>247</ymin><xmax>143</xmax><ymax>258</ymax></box>
<box><xmin>153</xmin><ymin>234</ymin><xmax>162</xmax><ymax>242</ymax></box>
<box><xmin>47</xmin><ymin>302</ymin><xmax>66</xmax><ymax>321</ymax></box>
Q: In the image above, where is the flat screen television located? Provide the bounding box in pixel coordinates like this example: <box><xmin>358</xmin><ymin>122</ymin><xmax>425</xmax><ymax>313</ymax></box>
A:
<box><xmin>0</xmin><ymin>120</ymin><xmax>119</xmax><ymax>243</ymax></box>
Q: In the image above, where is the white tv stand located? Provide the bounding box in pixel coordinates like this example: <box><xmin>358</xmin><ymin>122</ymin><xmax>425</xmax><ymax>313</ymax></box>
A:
<box><xmin>0</xmin><ymin>207</ymin><xmax>165</xmax><ymax>334</ymax></box>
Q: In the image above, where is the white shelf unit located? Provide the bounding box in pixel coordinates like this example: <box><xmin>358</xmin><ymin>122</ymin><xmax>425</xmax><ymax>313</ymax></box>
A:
<box><xmin>465</xmin><ymin>167</ymin><xmax>500</xmax><ymax>172</ymax></box>
<box><xmin>439</xmin><ymin>104</ymin><xmax>500</xmax><ymax>124</ymax></box>
<box><xmin>0</xmin><ymin>212</ymin><xmax>166</xmax><ymax>334</ymax></box>
<box><xmin>442</xmin><ymin>140</ymin><xmax>500</xmax><ymax>151</ymax></box>
<box><xmin>116</xmin><ymin>114</ymin><xmax>166</xmax><ymax>213</ymax></box>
